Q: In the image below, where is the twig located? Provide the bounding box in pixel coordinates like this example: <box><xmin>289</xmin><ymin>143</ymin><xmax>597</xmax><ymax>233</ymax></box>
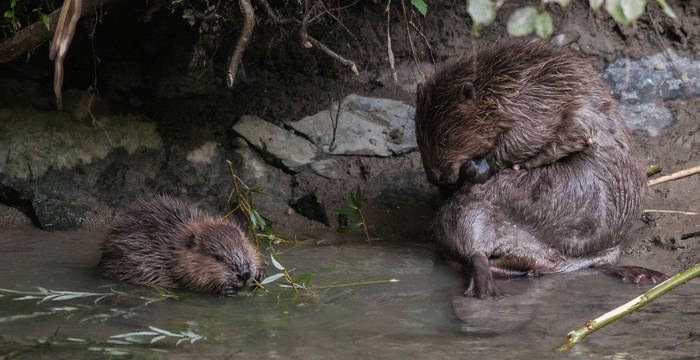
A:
<box><xmin>408</xmin><ymin>20</ymin><xmax>435</xmax><ymax>64</ymax></box>
<box><xmin>681</xmin><ymin>231</ymin><xmax>700</xmax><ymax>240</ymax></box>
<box><xmin>225</xmin><ymin>160</ymin><xmax>260</xmax><ymax>247</ymax></box>
<box><xmin>647</xmin><ymin>165</ymin><xmax>700</xmax><ymax>187</ymax></box>
<box><xmin>257</xmin><ymin>0</ymin><xmax>294</xmax><ymax>24</ymax></box>
<box><xmin>252</xmin><ymin>279</ymin><xmax>270</xmax><ymax>294</ymax></box>
<box><xmin>327</xmin><ymin>77</ymin><xmax>344</xmax><ymax>152</ymax></box>
<box><xmin>305</xmin><ymin>35</ymin><xmax>359</xmax><ymax>75</ymax></box>
<box><xmin>358</xmin><ymin>208</ymin><xmax>371</xmax><ymax>244</ymax></box>
<box><xmin>400</xmin><ymin>0</ymin><xmax>421</xmax><ymax>77</ymax></box>
<box><xmin>226</xmin><ymin>0</ymin><xmax>255</xmax><ymax>88</ymax></box>
<box><xmin>310</xmin><ymin>279</ymin><xmax>399</xmax><ymax>290</ymax></box>
<box><xmin>643</xmin><ymin>209</ymin><xmax>699</xmax><ymax>216</ymax></box>
<box><xmin>556</xmin><ymin>263</ymin><xmax>700</xmax><ymax>350</ymax></box>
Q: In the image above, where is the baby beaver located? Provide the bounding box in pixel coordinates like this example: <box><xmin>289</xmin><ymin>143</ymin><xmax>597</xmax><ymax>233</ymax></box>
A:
<box><xmin>99</xmin><ymin>195</ymin><xmax>265</xmax><ymax>296</ymax></box>
<box><xmin>415</xmin><ymin>39</ymin><xmax>667</xmax><ymax>298</ymax></box>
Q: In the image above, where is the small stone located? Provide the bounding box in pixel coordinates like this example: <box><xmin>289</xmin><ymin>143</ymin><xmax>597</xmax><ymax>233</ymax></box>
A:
<box><xmin>654</xmin><ymin>59</ymin><xmax>666</xmax><ymax>71</ymax></box>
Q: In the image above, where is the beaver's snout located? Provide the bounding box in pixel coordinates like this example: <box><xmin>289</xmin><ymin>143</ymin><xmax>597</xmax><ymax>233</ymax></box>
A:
<box><xmin>459</xmin><ymin>158</ymin><xmax>491</xmax><ymax>184</ymax></box>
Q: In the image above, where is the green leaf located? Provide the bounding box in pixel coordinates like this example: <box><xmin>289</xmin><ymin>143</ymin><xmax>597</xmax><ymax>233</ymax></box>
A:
<box><xmin>467</xmin><ymin>0</ymin><xmax>497</xmax><ymax>32</ymax></box>
<box><xmin>295</xmin><ymin>273</ymin><xmax>314</xmax><ymax>287</ymax></box>
<box><xmin>605</xmin><ymin>0</ymin><xmax>631</xmax><ymax>25</ymax></box>
<box><xmin>655</xmin><ymin>0</ymin><xmax>677</xmax><ymax>19</ymax></box>
<box><xmin>410</xmin><ymin>0</ymin><xmax>427</xmax><ymax>16</ymax></box>
<box><xmin>554</xmin><ymin>0</ymin><xmax>571</xmax><ymax>6</ymax></box>
<box><xmin>534</xmin><ymin>11</ymin><xmax>553</xmax><ymax>39</ymax></box>
<box><xmin>270</xmin><ymin>253</ymin><xmax>284</xmax><ymax>270</ymax></box>
<box><xmin>336</xmin><ymin>209</ymin><xmax>359</xmax><ymax>215</ymax></box>
<box><xmin>250</xmin><ymin>187</ymin><xmax>264</xmax><ymax>194</ymax></box>
<box><xmin>248</xmin><ymin>208</ymin><xmax>257</xmax><ymax>229</ymax></box>
<box><xmin>3</xmin><ymin>11</ymin><xmax>13</xmax><ymax>19</ymax></box>
<box><xmin>507</xmin><ymin>6</ymin><xmax>537</xmax><ymax>36</ymax></box>
<box><xmin>621</xmin><ymin>0</ymin><xmax>646</xmax><ymax>23</ymax></box>
<box><xmin>355</xmin><ymin>186</ymin><xmax>362</xmax><ymax>208</ymax></box>
<box><xmin>260</xmin><ymin>273</ymin><xmax>285</xmax><ymax>284</ymax></box>
<box><xmin>589</xmin><ymin>0</ymin><xmax>604</xmax><ymax>11</ymax></box>
<box><xmin>339</xmin><ymin>222</ymin><xmax>363</xmax><ymax>233</ymax></box>
<box><xmin>348</xmin><ymin>203</ymin><xmax>359</xmax><ymax>210</ymax></box>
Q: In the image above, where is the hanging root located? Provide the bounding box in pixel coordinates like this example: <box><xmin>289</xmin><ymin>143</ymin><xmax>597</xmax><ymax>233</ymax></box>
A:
<box><xmin>50</xmin><ymin>0</ymin><xmax>83</xmax><ymax>111</ymax></box>
<box><xmin>226</xmin><ymin>0</ymin><xmax>255</xmax><ymax>88</ymax></box>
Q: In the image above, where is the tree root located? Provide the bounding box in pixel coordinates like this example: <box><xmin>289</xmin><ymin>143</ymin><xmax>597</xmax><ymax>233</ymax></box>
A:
<box><xmin>224</xmin><ymin>0</ymin><xmax>360</xmax><ymax>87</ymax></box>
<box><xmin>226</xmin><ymin>0</ymin><xmax>255</xmax><ymax>88</ymax></box>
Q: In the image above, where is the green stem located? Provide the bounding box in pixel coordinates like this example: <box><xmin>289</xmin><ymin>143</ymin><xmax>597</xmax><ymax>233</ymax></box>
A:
<box><xmin>310</xmin><ymin>279</ymin><xmax>399</xmax><ymax>290</ymax></box>
<box><xmin>556</xmin><ymin>263</ymin><xmax>700</xmax><ymax>350</ymax></box>
<box><xmin>358</xmin><ymin>209</ymin><xmax>371</xmax><ymax>244</ymax></box>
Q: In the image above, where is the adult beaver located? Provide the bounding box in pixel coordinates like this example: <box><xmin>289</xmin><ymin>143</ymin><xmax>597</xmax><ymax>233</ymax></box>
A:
<box><xmin>99</xmin><ymin>195</ymin><xmax>265</xmax><ymax>296</ymax></box>
<box><xmin>415</xmin><ymin>40</ymin><xmax>667</xmax><ymax>298</ymax></box>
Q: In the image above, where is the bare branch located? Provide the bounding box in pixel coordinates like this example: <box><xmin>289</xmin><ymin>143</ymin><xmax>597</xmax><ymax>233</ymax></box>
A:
<box><xmin>306</xmin><ymin>35</ymin><xmax>359</xmax><ymax>76</ymax></box>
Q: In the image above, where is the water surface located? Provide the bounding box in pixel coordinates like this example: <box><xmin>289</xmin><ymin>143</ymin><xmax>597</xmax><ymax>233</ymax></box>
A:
<box><xmin>0</xmin><ymin>228</ymin><xmax>698</xmax><ymax>359</ymax></box>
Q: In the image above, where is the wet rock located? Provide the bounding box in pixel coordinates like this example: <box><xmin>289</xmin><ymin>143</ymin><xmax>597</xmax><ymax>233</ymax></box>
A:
<box><xmin>232</xmin><ymin>115</ymin><xmax>341</xmax><ymax>178</ymax></box>
<box><xmin>32</xmin><ymin>197</ymin><xmax>88</xmax><ymax>230</ymax></box>
<box><xmin>601</xmin><ymin>50</ymin><xmax>699</xmax><ymax>136</ymax></box>
<box><xmin>289</xmin><ymin>94</ymin><xmax>417</xmax><ymax>156</ymax></box>
<box><xmin>289</xmin><ymin>193</ymin><xmax>329</xmax><ymax>226</ymax></box>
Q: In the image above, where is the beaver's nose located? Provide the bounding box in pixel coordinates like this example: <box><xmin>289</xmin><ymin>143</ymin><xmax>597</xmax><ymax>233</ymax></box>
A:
<box><xmin>239</xmin><ymin>270</ymin><xmax>252</xmax><ymax>281</ymax></box>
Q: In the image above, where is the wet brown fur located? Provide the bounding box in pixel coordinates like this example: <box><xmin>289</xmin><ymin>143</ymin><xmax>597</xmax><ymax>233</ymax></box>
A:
<box><xmin>99</xmin><ymin>195</ymin><xmax>265</xmax><ymax>296</ymax></box>
<box><xmin>416</xmin><ymin>40</ymin><xmax>665</xmax><ymax>298</ymax></box>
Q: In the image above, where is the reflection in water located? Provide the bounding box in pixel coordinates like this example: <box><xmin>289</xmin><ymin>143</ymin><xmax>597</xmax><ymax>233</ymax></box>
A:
<box><xmin>0</xmin><ymin>227</ymin><xmax>698</xmax><ymax>359</ymax></box>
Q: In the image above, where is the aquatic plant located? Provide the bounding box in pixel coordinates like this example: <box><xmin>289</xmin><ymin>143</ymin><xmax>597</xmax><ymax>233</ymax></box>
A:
<box><xmin>337</xmin><ymin>185</ymin><xmax>371</xmax><ymax>243</ymax></box>
<box><xmin>0</xmin><ymin>286</ymin><xmax>178</xmax><ymax>324</ymax></box>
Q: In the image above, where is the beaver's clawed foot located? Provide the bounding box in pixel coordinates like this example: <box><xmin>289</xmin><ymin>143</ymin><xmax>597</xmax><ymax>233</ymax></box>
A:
<box><xmin>595</xmin><ymin>264</ymin><xmax>669</xmax><ymax>284</ymax></box>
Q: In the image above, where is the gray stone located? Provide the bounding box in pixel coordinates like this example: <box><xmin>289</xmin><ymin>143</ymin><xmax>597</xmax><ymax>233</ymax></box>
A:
<box><xmin>0</xmin><ymin>109</ymin><xmax>163</xmax><ymax>181</ymax></box>
<box><xmin>310</xmin><ymin>159</ymin><xmax>342</xmax><ymax>179</ymax></box>
<box><xmin>290</xmin><ymin>94</ymin><xmax>418</xmax><ymax>157</ymax></box>
<box><xmin>620</xmin><ymin>103</ymin><xmax>674</xmax><ymax>137</ymax></box>
<box><xmin>602</xmin><ymin>50</ymin><xmax>698</xmax><ymax>104</ymax></box>
<box><xmin>233</xmin><ymin>115</ymin><xmax>319</xmax><ymax>169</ymax></box>
<box><xmin>601</xmin><ymin>50</ymin><xmax>699</xmax><ymax>136</ymax></box>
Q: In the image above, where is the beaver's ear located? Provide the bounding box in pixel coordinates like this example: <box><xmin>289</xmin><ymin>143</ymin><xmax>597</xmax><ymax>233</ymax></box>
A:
<box><xmin>185</xmin><ymin>234</ymin><xmax>197</xmax><ymax>249</ymax></box>
<box><xmin>458</xmin><ymin>82</ymin><xmax>474</xmax><ymax>103</ymax></box>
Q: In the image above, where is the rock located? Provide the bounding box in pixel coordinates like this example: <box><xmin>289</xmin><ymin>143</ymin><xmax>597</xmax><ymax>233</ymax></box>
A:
<box><xmin>289</xmin><ymin>193</ymin><xmax>329</xmax><ymax>226</ymax></box>
<box><xmin>601</xmin><ymin>50</ymin><xmax>699</xmax><ymax>136</ymax></box>
<box><xmin>0</xmin><ymin>109</ymin><xmax>162</xmax><ymax>181</ymax></box>
<box><xmin>289</xmin><ymin>94</ymin><xmax>418</xmax><ymax>157</ymax></box>
<box><xmin>186</xmin><ymin>141</ymin><xmax>219</xmax><ymax>165</ymax></box>
<box><xmin>232</xmin><ymin>115</ymin><xmax>341</xmax><ymax>179</ymax></box>
<box><xmin>0</xmin><ymin>109</ymin><xmax>163</xmax><ymax>229</ymax></box>
<box><xmin>233</xmin><ymin>115</ymin><xmax>319</xmax><ymax>169</ymax></box>
<box><xmin>229</xmin><ymin>138</ymin><xmax>293</xmax><ymax>219</ymax></box>
<box><xmin>619</xmin><ymin>103</ymin><xmax>674</xmax><ymax>137</ymax></box>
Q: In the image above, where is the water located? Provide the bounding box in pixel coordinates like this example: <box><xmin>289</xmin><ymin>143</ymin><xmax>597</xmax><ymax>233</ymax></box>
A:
<box><xmin>0</xmin><ymin>227</ymin><xmax>698</xmax><ymax>359</ymax></box>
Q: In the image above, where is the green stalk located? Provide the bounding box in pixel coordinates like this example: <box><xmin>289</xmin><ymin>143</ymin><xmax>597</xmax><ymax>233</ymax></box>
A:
<box><xmin>556</xmin><ymin>263</ymin><xmax>700</xmax><ymax>350</ymax></box>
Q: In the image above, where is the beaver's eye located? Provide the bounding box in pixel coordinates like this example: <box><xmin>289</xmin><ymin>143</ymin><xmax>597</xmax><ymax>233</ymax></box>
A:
<box><xmin>438</xmin><ymin>134</ymin><xmax>449</xmax><ymax>148</ymax></box>
<box><xmin>214</xmin><ymin>255</ymin><xmax>224</xmax><ymax>263</ymax></box>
